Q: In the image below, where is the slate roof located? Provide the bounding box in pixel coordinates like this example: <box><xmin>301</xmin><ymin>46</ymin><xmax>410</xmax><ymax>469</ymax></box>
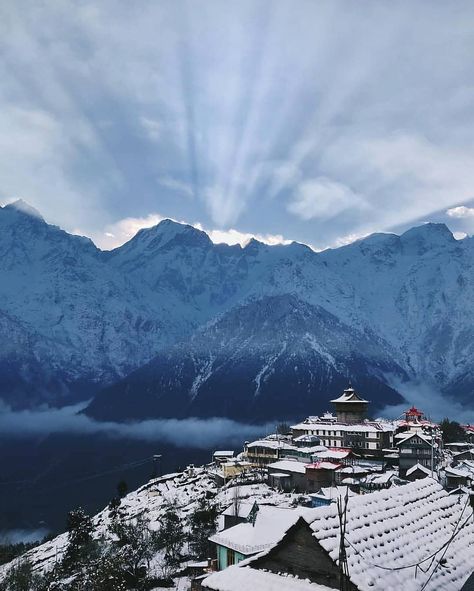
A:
<box><xmin>309</xmin><ymin>478</ymin><xmax>474</xmax><ymax>590</ymax></box>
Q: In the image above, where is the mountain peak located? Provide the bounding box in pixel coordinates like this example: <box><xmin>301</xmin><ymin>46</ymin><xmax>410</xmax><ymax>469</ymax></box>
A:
<box><xmin>122</xmin><ymin>218</ymin><xmax>212</xmax><ymax>253</ymax></box>
<box><xmin>2</xmin><ymin>199</ymin><xmax>44</xmax><ymax>221</ymax></box>
<box><xmin>400</xmin><ymin>222</ymin><xmax>455</xmax><ymax>252</ymax></box>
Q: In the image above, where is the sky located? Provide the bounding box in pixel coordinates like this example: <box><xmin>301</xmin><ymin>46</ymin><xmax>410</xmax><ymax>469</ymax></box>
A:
<box><xmin>1</xmin><ymin>0</ymin><xmax>474</xmax><ymax>250</ymax></box>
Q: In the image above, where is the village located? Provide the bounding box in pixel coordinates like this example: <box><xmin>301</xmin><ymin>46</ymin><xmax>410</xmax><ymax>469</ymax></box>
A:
<box><xmin>196</xmin><ymin>385</ymin><xmax>474</xmax><ymax>590</ymax></box>
<box><xmin>2</xmin><ymin>385</ymin><xmax>474</xmax><ymax>591</ymax></box>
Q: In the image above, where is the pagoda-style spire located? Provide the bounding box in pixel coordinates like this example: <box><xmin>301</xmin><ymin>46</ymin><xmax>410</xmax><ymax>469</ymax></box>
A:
<box><xmin>330</xmin><ymin>384</ymin><xmax>369</xmax><ymax>423</ymax></box>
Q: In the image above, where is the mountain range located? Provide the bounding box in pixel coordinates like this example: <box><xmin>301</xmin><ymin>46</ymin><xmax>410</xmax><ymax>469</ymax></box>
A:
<box><xmin>1</xmin><ymin>199</ymin><xmax>473</xmax><ymax>421</ymax></box>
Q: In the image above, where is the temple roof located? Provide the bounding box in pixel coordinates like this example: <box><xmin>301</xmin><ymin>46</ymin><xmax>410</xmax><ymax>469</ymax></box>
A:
<box><xmin>330</xmin><ymin>386</ymin><xmax>368</xmax><ymax>404</ymax></box>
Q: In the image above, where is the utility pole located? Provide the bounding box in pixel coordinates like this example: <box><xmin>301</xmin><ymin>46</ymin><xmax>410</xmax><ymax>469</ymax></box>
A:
<box><xmin>337</xmin><ymin>488</ymin><xmax>350</xmax><ymax>591</ymax></box>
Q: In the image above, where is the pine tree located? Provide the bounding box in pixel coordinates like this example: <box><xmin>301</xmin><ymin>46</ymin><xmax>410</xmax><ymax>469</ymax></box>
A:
<box><xmin>117</xmin><ymin>480</ymin><xmax>128</xmax><ymax>499</ymax></box>
<box><xmin>187</xmin><ymin>497</ymin><xmax>218</xmax><ymax>558</ymax></box>
<box><xmin>0</xmin><ymin>559</ymin><xmax>46</xmax><ymax>591</ymax></box>
<box><xmin>61</xmin><ymin>508</ymin><xmax>98</xmax><ymax>574</ymax></box>
<box><xmin>153</xmin><ymin>500</ymin><xmax>186</xmax><ymax>576</ymax></box>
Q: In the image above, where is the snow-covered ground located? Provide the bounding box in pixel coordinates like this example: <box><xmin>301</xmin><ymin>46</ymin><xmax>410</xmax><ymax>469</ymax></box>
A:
<box><xmin>0</xmin><ymin>465</ymin><xmax>304</xmax><ymax>581</ymax></box>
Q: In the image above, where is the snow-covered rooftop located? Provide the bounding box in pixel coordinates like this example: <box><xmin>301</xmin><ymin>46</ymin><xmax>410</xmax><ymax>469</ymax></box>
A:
<box><xmin>330</xmin><ymin>386</ymin><xmax>368</xmax><ymax>404</ymax></box>
<box><xmin>267</xmin><ymin>460</ymin><xmax>306</xmax><ymax>474</ymax></box>
<box><xmin>209</xmin><ymin>505</ymin><xmax>318</xmax><ymax>555</ymax></box>
<box><xmin>406</xmin><ymin>463</ymin><xmax>431</xmax><ymax>476</ymax></box>
<box><xmin>291</xmin><ymin>420</ymin><xmax>395</xmax><ymax>433</ymax></box>
<box><xmin>309</xmin><ymin>478</ymin><xmax>474</xmax><ymax>590</ymax></box>
<box><xmin>246</xmin><ymin>439</ymin><xmax>296</xmax><ymax>451</ymax></box>
<box><xmin>396</xmin><ymin>431</ymin><xmax>437</xmax><ymax>446</ymax></box>
<box><xmin>203</xmin><ymin>564</ymin><xmax>334</xmax><ymax>591</ymax></box>
<box><xmin>306</xmin><ymin>461</ymin><xmax>341</xmax><ymax>471</ymax></box>
<box><xmin>313</xmin><ymin>448</ymin><xmax>352</xmax><ymax>460</ymax></box>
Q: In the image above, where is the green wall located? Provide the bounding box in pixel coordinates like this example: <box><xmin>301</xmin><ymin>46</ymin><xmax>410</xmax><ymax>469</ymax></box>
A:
<box><xmin>216</xmin><ymin>544</ymin><xmax>247</xmax><ymax>570</ymax></box>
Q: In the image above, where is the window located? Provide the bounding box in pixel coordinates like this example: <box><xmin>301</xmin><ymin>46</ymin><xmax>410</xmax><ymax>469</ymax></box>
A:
<box><xmin>227</xmin><ymin>549</ymin><xmax>236</xmax><ymax>566</ymax></box>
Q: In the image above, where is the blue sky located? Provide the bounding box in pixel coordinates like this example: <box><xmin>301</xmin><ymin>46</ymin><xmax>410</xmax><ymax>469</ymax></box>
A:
<box><xmin>1</xmin><ymin>0</ymin><xmax>474</xmax><ymax>250</ymax></box>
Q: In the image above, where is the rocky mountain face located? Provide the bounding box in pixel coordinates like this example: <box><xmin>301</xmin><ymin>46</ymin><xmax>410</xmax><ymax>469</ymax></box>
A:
<box><xmin>86</xmin><ymin>294</ymin><xmax>405</xmax><ymax>421</ymax></box>
<box><xmin>0</xmin><ymin>200</ymin><xmax>472</xmax><ymax>418</ymax></box>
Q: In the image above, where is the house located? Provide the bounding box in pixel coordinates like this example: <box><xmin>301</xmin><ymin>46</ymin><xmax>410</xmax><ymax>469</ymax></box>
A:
<box><xmin>445</xmin><ymin>466</ymin><xmax>472</xmax><ymax>490</ymax></box>
<box><xmin>281</xmin><ymin>444</ymin><xmax>328</xmax><ymax>463</ymax></box>
<box><xmin>291</xmin><ymin>388</ymin><xmax>395</xmax><ymax>457</ymax></box>
<box><xmin>444</xmin><ymin>461</ymin><xmax>474</xmax><ymax>490</ymax></box>
<box><xmin>305</xmin><ymin>461</ymin><xmax>341</xmax><ymax>492</ymax></box>
<box><xmin>203</xmin><ymin>479</ymin><xmax>474</xmax><ymax>591</ymax></box>
<box><xmin>209</xmin><ymin>505</ymin><xmax>318</xmax><ymax>571</ymax></box>
<box><xmin>243</xmin><ymin>437</ymin><xmax>296</xmax><ymax>465</ymax></box>
<box><xmin>213</xmin><ymin>450</ymin><xmax>234</xmax><ymax>464</ymax></box>
<box><xmin>267</xmin><ymin>459</ymin><xmax>307</xmax><ymax>492</ymax></box>
<box><xmin>212</xmin><ymin>460</ymin><xmax>254</xmax><ymax>487</ymax></box>
<box><xmin>445</xmin><ymin>442</ymin><xmax>473</xmax><ymax>454</ymax></box>
<box><xmin>293</xmin><ymin>434</ymin><xmax>322</xmax><ymax>447</ymax></box>
<box><xmin>396</xmin><ymin>405</ymin><xmax>438</xmax><ymax>435</ymax></box>
<box><xmin>397</xmin><ymin>431</ymin><xmax>439</xmax><ymax>477</ymax></box>
<box><xmin>359</xmin><ymin>470</ymin><xmax>397</xmax><ymax>491</ymax></box>
<box><xmin>405</xmin><ymin>462</ymin><xmax>431</xmax><ymax>481</ymax></box>
<box><xmin>452</xmin><ymin>448</ymin><xmax>474</xmax><ymax>463</ymax></box>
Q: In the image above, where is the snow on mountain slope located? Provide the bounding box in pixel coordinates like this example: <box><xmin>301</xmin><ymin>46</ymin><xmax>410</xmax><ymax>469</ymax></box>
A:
<box><xmin>85</xmin><ymin>294</ymin><xmax>405</xmax><ymax>421</ymax></box>
<box><xmin>0</xmin><ymin>202</ymin><xmax>188</xmax><ymax>405</ymax></box>
<box><xmin>0</xmin><ymin>466</ymin><xmax>302</xmax><ymax>579</ymax></box>
<box><xmin>0</xmin><ymin>200</ymin><xmax>472</xmax><ymax>415</ymax></box>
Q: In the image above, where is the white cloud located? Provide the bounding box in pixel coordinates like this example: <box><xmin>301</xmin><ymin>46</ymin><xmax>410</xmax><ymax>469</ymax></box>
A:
<box><xmin>446</xmin><ymin>205</ymin><xmax>474</xmax><ymax>219</ymax></box>
<box><xmin>194</xmin><ymin>224</ymin><xmax>292</xmax><ymax>247</ymax></box>
<box><xmin>331</xmin><ymin>232</ymin><xmax>370</xmax><ymax>248</ymax></box>
<box><xmin>0</xmin><ymin>401</ymin><xmax>274</xmax><ymax>449</ymax></box>
<box><xmin>287</xmin><ymin>177</ymin><xmax>366</xmax><ymax>220</ymax></box>
<box><xmin>77</xmin><ymin>213</ymin><xmax>166</xmax><ymax>249</ymax></box>
<box><xmin>81</xmin><ymin>213</ymin><xmax>295</xmax><ymax>250</ymax></box>
<box><xmin>157</xmin><ymin>176</ymin><xmax>194</xmax><ymax>198</ymax></box>
<box><xmin>453</xmin><ymin>231</ymin><xmax>468</xmax><ymax>240</ymax></box>
<box><xmin>140</xmin><ymin>116</ymin><xmax>161</xmax><ymax>141</ymax></box>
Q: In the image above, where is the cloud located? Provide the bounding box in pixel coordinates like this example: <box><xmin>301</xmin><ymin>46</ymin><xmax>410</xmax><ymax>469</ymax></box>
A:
<box><xmin>381</xmin><ymin>379</ymin><xmax>474</xmax><ymax>424</ymax></box>
<box><xmin>0</xmin><ymin>402</ymin><xmax>274</xmax><ymax>449</ymax></box>
<box><xmin>446</xmin><ymin>206</ymin><xmax>474</xmax><ymax>219</ymax></box>
<box><xmin>1</xmin><ymin>2</ymin><xmax>474</xmax><ymax>248</ymax></box>
<box><xmin>0</xmin><ymin>529</ymin><xmax>49</xmax><ymax>545</ymax></box>
<box><xmin>194</xmin><ymin>224</ymin><xmax>292</xmax><ymax>247</ymax></box>
<box><xmin>83</xmin><ymin>213</ymin><xmax>294</xmax><ymax>250</ymax></box>
<box><xmin>157</xmin><ymin>175</ymin><xmax>194</xmax><ymax>198</ymax></box>
<box><xmin>140</xmin><ymin>116</ymin><xmax>161</xmax><ymax>141</ymax></box>
<box><xmin>287</xmin><ymin>177</ymin><xmax>366</xmax><ymax>220</ymax></box>
<box><xmin>77</xmin><ymin>213</ymin><xmax>166</xmax><ymax>249</ymax></box>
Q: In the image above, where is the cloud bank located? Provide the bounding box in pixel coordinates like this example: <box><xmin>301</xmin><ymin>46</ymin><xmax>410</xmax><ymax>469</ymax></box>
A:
<box><xmin>0</xmin><ymin>402</ymin><xmax>274</xmax><ymax>449</ymax></box>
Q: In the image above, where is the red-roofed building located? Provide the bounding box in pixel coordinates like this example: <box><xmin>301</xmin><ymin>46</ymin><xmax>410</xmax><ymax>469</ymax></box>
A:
<box><xmin>305</xmin><ymin>461</ymin><xmax>342</xmax><ymax>491</ymax></box>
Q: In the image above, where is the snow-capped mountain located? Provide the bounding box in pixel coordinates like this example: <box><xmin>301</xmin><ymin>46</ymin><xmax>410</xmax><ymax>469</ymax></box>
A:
<box><xmin>0</xmin><ymin>200</ymin><xmax>472</xmax><ymax>417</ymax></box>
<box><xmin>86</xmin><ymin>294</ymin><xmax>405</xmax><ymax>421</ymax></box>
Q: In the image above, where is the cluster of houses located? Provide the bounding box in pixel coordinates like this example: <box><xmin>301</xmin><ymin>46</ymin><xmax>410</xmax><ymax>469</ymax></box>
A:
<box><xmin>195</xmin><ymin>385</ymin><xmax>474</xmax><ymax>590</ymax></box>
<box><xmin>211</xmin><ymin>386</ymin><xmax>470</xmax><ymax>496</ymax></box>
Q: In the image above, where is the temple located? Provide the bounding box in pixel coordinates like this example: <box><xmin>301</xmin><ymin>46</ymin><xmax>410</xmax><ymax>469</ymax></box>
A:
<box><xmin>329</xmin><ymin>385</ymin><xmax>369</xmax><ymax>423</ymax></box>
